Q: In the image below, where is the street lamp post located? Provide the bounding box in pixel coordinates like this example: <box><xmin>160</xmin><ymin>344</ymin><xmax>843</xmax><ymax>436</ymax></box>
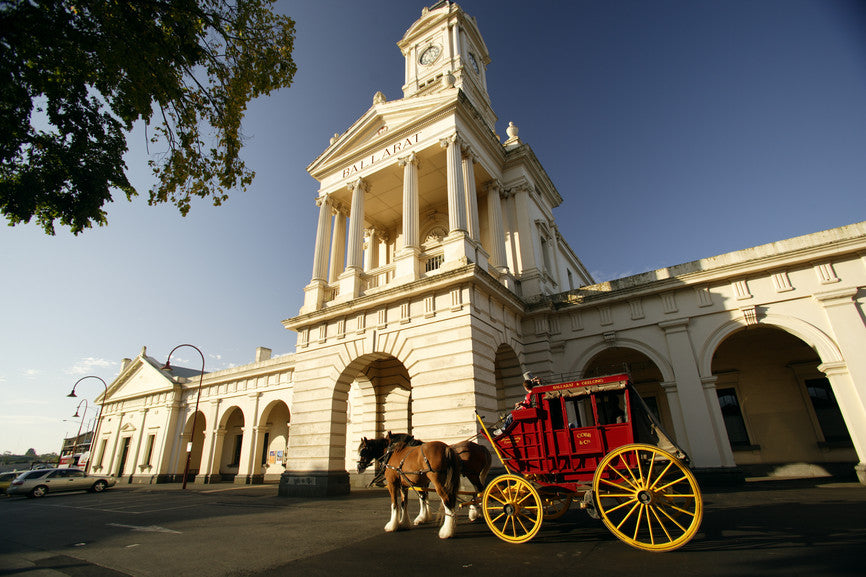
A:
<box><xmin>71</xmin><ymin>399</ymin><xmax>89</xmax><ymax>456</ymax></box>
<box><xmin>161</xmin><ymin>344</ymin><xmax>205</xmax><ymax>490</ymax></box>
<box><xmin>67</xmin><ymin>375</ymin><xmax>108</xmax><ymax>474</ymax></box>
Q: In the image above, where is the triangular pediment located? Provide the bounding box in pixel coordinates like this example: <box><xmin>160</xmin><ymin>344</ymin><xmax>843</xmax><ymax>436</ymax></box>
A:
<box><xmin>399</xmin><ymin>3</ymin><xmax>453</xmax><ymax>47</ymax></box>
<box><xmin>120</xmin><ymin>422</ymin><xmax>137</xmax><ymax>433</ymax></box>
<box><xmin>104</xmin><ymin>353</ymin><xmax>178</xmax><ymax>402</ymax></box>
<box><xmin>308</xmin><ymin>91</ymin><xmax>458</xmax><ymax>179</ymax></box>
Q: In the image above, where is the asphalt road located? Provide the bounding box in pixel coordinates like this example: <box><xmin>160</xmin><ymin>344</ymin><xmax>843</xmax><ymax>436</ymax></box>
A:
<box><xmin>1</xmin><ymin>477</ymin><xmax>864</xmax><ymax>577</ymax></box>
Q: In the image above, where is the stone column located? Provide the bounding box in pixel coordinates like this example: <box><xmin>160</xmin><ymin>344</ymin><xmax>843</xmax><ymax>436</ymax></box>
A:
<box><xmin>485</xmin><ymin>180</ymin><xmax>508</xmax><ymax>272</ymax></box>
<box><xmin>328</xmin><ymin>205</ymin><xmax>346</xmax><ymax>283</ymax></box>
<box><xmin>700</xmin><ymin>375</ymin><xmax>737</xmax><ymax>467</ymax></box>
<box><xmin>461</xmin><ymin>147</ymin><xmax>480</xmax><ymax>241</ymax></box>
<box><xmin>548</xmin><ymin>224</ymin><xmax>562</xmax><ymax>287</ymax></box>
<box><xmin>236</xmin><ymin>393</ymin><xmax>262</xmax><ymax>484</ymax></box>
<box><xmin>363</xmin><ymin>228</ymin><xmax>377</xmax><ymax>271</ymax></box>
<box><xmin>310</xmin><ymin>194</ymin><xmax>332</xmax><ymax>283</ymax></box>
<box><xmin>130</xmin><ymin>408</ymin><xmax>149</xmax><ymax>480</ymax></box>
<box><xmin>336</xmin><ymin>178</ymin><xmax>368</xmax><ymax>301</ymax></box>
<box><xmin>400</xmin><ymin>153</ymin><xmax>420</xmax><ymax>251</ymax></box>
<box><xmin>345</xmin><ymin>178</ymin><xmax>367</xmax><ymax>271</ymax></box>
<box><xmin>440</xmin><ymin>135</ymin><xmax>467</xmax><ymax>234</ymax></box>
<box><xmin>395</xmin><ymin>153</ymin><xmax>421</xmax><ymax>281</ymax></box>
<box><xmin>815</xmin><ymin>287</ymin><xmax>866</xmax><ymax>482</ymax></box>
<box><xmin>660</xmin><ymin>381</ymin><xmax>688</xmax><ymax>447</ymax></box>
<box><xmin>439</xmin><ymin>134</ymin><xmax>473</xmax><ymax>268</ymax></box>
<box><xmin>197</xmin><ymin>400</ymin><xmax>221</xmax><ymax>484</ymax></box>
<box><xmin>658</xmin><ymin>318</ymin><xmax>727</xmax><ymax>469</ymax></box>
<box><xmin>107</xmin><ymin>412</ymin><xmax>125</xmax><ymax>477</ymax></box>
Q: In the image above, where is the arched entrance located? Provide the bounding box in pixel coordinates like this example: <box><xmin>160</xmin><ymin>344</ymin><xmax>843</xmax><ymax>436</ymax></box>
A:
<box><xmin>493</xmin><ymin>344</ymin><xmax>523</xmax><ymax>415</ymax></box>
<box><xmin>338</xmin><ymin>355</ymin><xmax>412</xmax><ymax>477</ymax></box>
<box><xmin>217</xmin><ymin>407</ymin><xmax>245</xmax><ymax>482</ymax></box>
<box><xmin>180</xmin><ymin>411</ymin><xmax>206</xmax><ymax>483</ymax></box>
<box><xmin>258</xmin><ymin>401</ymin><xmax>290</xmax><ymax>483</ymax></box>
<box><xmin>711</xmin><ymin>326</ymin><xmax>856</xmax><ymax>477</ymax></box>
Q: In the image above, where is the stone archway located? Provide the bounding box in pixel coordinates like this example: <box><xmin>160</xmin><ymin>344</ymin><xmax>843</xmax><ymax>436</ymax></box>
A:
<box><xmin>583</xmin><ymin>347</ymin><xmax>675</xmax><ymax>438</ymax></box>
<box><xmin>711</xmin><ymin>325</ymin><xmax>856</xmax><ymax>477</ymax></box>
<box><xmin>216</xmin><ymin>406</ymin><xmax>245</xmax><ymax>482</ymax></box>
<box><xmin>257</xmin><ymin>400</ymin><xmax>290</xmax><ymax>483</ymax></box>
<box><xmin>493</xmin><ymin>344</ymin><xmax>523</xmax><ymax>415</ymax></box>
<box><xmin>180</xmin><ymin>411</ymin><xmax>206</xmax><ymax>482</ymax></box>
<box><xmin>334</xmin><ymin>354</ymin><xmax>412</xmax><ymax>481</ymax></box>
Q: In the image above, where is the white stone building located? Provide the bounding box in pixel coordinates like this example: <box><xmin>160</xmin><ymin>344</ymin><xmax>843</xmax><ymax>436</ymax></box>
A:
<box><xmin>90</xmin><ymin>2</ymin><xmax>866</xmax><ymax>493</ymax></box>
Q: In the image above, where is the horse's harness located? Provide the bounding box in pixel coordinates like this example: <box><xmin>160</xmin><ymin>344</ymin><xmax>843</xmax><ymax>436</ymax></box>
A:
<box><xmin>373</xmin><ymin>443</ymin><xmax>449</xmax><ymax>496</ymax></box>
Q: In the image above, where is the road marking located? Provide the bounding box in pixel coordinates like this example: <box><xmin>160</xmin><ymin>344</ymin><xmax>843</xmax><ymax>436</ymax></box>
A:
<box><xmin>107</xmin><ymin>523</ymin><xmax>182</xmax><ymax>534</ymax></box>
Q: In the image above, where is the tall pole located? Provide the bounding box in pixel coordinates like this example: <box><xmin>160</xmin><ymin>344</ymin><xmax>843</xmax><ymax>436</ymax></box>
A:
<box><xmin>161</xmin><ymin>344</ymin><xmax>205</xmax><ymax>490</ymax></box>
<box><xmin>71</xmin><ymin>400</ymin><xmax>89</xmax><ymax>456</ymax></box>
<box><xmin>68</xmin><ymin>375</ymin><xmax>108</xmax><ymax>474</ymax></box>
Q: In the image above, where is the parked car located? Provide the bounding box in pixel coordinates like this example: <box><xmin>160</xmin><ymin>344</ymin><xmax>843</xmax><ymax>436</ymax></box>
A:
<box><xmin>6</xmin><ymin>468</ymin><xmax>116</xmax><ymax>498</ymax></box>
<box><xmin>0</xmin><ymin>471</ymin><xmax>23</xmax><ymax>494</ymax></box>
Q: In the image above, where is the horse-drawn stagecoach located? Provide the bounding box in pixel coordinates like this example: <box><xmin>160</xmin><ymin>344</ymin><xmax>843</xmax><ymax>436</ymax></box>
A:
<box><xmin>358</xmin><ymin>373</ymin><xmax>703</xmax><ymax>551</ymax></box>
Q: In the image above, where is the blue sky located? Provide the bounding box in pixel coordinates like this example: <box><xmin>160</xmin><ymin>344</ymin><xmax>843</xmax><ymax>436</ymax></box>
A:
<box><xmin>1</xmin><ymin>0</ymin><xmax>864</xmax><ymax>454</ymax></box>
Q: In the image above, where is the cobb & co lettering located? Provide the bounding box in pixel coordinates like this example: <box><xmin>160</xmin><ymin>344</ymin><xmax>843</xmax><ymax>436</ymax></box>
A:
<box><xmin>575</xmin><ymin>430</ymin><xmax>595</xmax><ymax>447</ymax></box>
<box><xmin>341</xmin><ymin>131</ymin><xmax>422</xmax><ymax>179</ymax></box>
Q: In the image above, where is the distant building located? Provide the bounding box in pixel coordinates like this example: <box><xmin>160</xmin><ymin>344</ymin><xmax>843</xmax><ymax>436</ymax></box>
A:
<box><xmin>91</xmin><ymin>3</ymin><xmax>866</xmax><ymax>492</ymax></box>
<box><xmin>59</xmin><ymin>430</ymin><xmax>92</xmax><ymax>468</ymax></box>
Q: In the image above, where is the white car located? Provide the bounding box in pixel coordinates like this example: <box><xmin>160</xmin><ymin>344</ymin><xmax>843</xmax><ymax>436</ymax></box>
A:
<box><xmin>6</xmin><ymin>468</ymin><xmax>116</xmax><ymax>498</ymax></box>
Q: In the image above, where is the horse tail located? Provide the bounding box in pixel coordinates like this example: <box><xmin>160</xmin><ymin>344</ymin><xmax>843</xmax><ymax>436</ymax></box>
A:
<box><xmin>441</xmin><ymin>445</ymin><xmax>461</xmax><ymax>510</ymax></box>
<box><xmin>479</xmin><ymin>444</ymin><xmax>492</xmax><ymax>488</ymax></box>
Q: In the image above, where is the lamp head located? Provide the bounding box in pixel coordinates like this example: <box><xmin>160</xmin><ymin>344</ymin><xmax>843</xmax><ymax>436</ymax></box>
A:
<box><xmin>161</xmin><ymin>361</ymin><xmax>172</xmax><ymax>372</ymax></box>
<box><xmin>67</xmin><ymin>390</ymin><xmax>77</xmax><ymax>398</ymax></box>
<box><xmin>73</xmin><ymin>410</ymin><xmax>80</xmax><ymax>418</ymax></box>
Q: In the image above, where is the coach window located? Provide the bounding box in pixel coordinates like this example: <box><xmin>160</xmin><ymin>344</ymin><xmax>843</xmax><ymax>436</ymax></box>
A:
<box><xmin>595</xmin><ymin>391</ymin><xmax>627</xmax><ymax>425</ymax></box>
<box><xmin>565</xmin><ymin>397</ymin><xmax>594</xmax><ymax>428</ymax></box>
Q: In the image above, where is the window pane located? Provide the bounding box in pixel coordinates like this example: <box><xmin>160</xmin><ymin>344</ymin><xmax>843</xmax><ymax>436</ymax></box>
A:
<box><xmin>805</xmin><ymin>378</ymin><xmax>851</xmax><ymax>444</ymax></box>
<box><xmin>716</xmin><ymin>388</ymin><xmax>751</xmax><ymax>447</ymax></box>
<box><xmin>595</xmin><ymin>391</ymin><xmax>627</xmax><ymax>425</ymax></box>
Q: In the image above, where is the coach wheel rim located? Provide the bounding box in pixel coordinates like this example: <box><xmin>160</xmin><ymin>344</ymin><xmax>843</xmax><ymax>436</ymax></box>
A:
<box><xmin>482</xmin><ymin>474</ymin><xmax>544</xmax><ymax>543</ymax></box>
<box><xmin>593</xmin><ymin>444</ymin><xmax>703</xmax><ymax>552</ymax></box>
<box><xmin>542</xmin><ymin>494</ymin><xmax>573</xmax><ymax>520</ymax></box>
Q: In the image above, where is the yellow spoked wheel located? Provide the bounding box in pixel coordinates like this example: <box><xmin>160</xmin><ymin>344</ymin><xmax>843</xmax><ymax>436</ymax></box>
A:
<box><xmin>542</xmin><ymin>494</ymin><xmax>573</xmax><ymax>520</ymax></box>
<box><xmin>593</xmin><ymin>444</ymin><xmax>703</xmax><ymax>552</ymax></box>
<box><xmin>482</xmin><ymin>474</ymin><xmax>544</xmax><ymax>543</ymax></box>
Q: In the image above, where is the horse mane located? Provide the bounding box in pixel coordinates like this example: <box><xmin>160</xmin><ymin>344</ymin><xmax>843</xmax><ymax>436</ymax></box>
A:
<box><xmin>385</xmin><ymin>432</ymin><xmax>422</xmax><ymax>450</ymax></box>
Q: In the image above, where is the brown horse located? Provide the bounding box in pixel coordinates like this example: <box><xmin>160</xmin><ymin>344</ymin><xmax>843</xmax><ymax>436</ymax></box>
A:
<box><xmin>358</xmin><ymin>436</ymin><xmax>462</xmax><ymax>538</ymax></box>
<box><xmin>360</xmin><ymin>433</ymin><xmax>492</xmax><ymax>523</ymax></box>
<box><xmin>449</xmin><ymin>439</ymin><xmax>492</xmax><ymax>521</ymax></box>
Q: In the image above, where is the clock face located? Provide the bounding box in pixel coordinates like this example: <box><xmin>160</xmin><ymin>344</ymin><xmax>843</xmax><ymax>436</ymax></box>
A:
<box><xmin>468</xmin><ymin>52</ymin><xmax>479</xmax><ymax>74</ymax></box>
<box><xmin>419</xmin><ymin>45</ymin><xmax>441</xmax><ymax>66</ymax></box>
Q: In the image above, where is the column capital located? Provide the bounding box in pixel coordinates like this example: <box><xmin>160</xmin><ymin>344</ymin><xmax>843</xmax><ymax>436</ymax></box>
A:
<box><xmin>701</xmin><ymin>375</ymin><xmax>719</xmax><ymax>389</ymax></box>
<box><xmin>346</xmin><ymin>177</ymin><xmax>368</xmax><ymax>194</ymax></box>
<box><xmin>330</xmin><ymin>201</ymin><xmax>347</xmax><ymax>217</ymax></box>
<box><xmin>461</xmin><ymin>143</ymin><xmax>476</xmax><ymax>161</ymax></box>
<box><xmin>315</xmin><ymin>193</ymin><xmax>331</xmax><ymax>208</ymax></box>
<box><xmin>658</xmin><ymin>318</ymin><xmax>691</xmax><ymax>333</ymax></box>
<box><xmin>814</xmin><ymin>287</ymin><xmax>858</xmax><ymax>307</ymax></box>
<box><xmin>397</xmin><ymin>152</ymin><xmax>419</xmax><ymax>168</ymax></box>
<box><xmin>660</xmin><ymin>380</ymin><xmax>678</xmax><ymax>393</ymax></box>
<box><xmin>439</xmin><ymin>133</ymin><xmax>461</xmax><ymax>149</ymax></box>
<box><xmin>818</xmin><ymin>360</ymin><xmax>849</xmax><ymax>377</ymax></box>
<box><xmin>484</xmin><ymin>179</ymin><xmax>502</xmax><ymax>194</ymax></box>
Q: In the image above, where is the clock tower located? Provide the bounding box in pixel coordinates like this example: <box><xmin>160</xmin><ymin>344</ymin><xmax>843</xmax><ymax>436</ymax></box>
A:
<box><xmin>398</xmin><ymin>1</ymin><xmax>496</xmax><ymax>129</ymax></box>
